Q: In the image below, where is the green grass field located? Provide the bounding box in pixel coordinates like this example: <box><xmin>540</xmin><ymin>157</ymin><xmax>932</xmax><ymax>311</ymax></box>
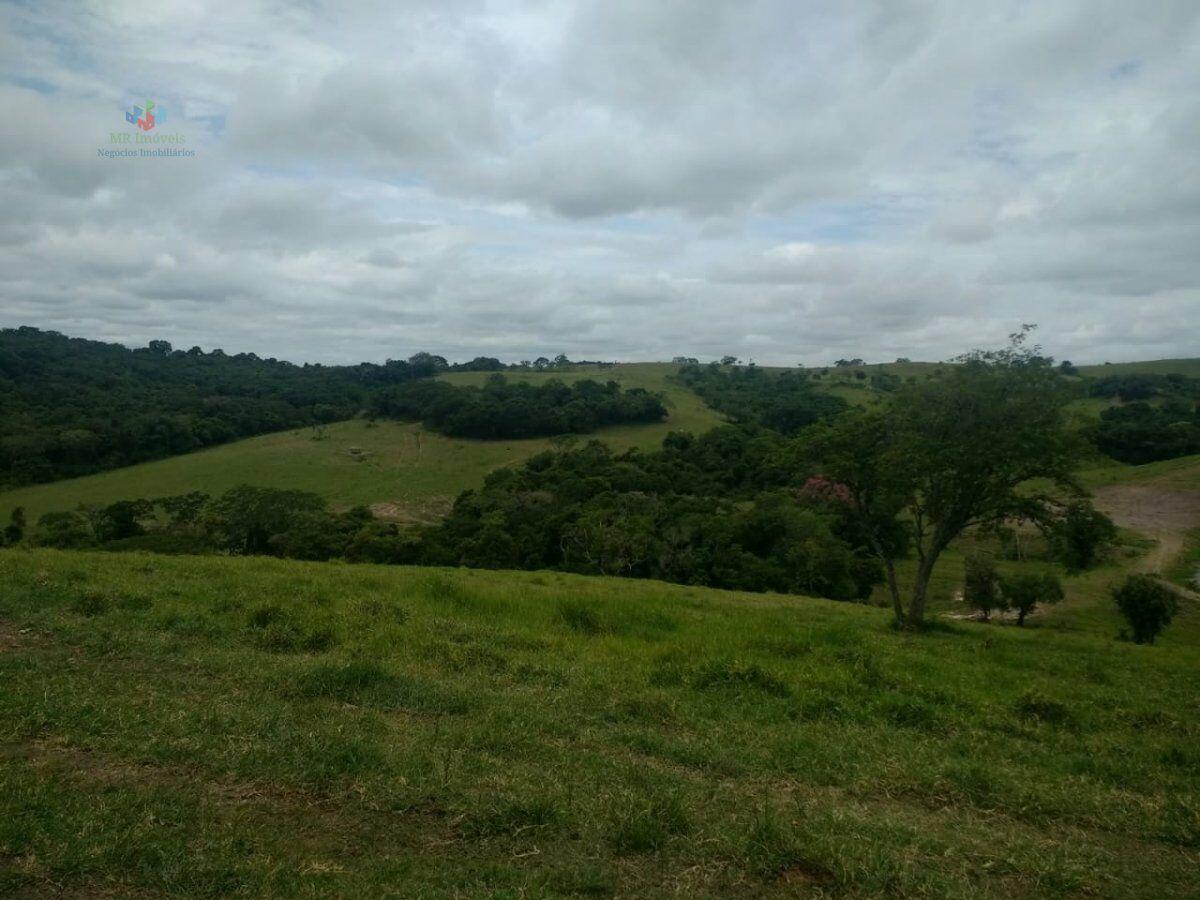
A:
<box><xmin>1080</xmin><ymin>453</ymin><xmax>1200</xmax><ymax>491</ymax></box>
<box><xmin>0</xmin><ymin>546</ymin><xmax>1196</xmax><ymax>897</ymax></box>
<box><xmin>1077</xmin><ymin>358</ymin><xmax>1200</xmax><ymax>378</ymax></box>
<box><xmin>0</xmin><ymin>364</ymin><xmax>723</xmax><ymax>525</ymax></box>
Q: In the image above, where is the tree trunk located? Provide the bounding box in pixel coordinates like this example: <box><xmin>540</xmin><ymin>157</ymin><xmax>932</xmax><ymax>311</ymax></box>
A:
<box><xmin>904</xmin><ymin>546</ymin><xmax>943</xmax><ymax>627</ymax></box>
<box><xmin>882</xmin><ymin>557</ymin><xmax>905</xmax><ymax>628</ymax></box>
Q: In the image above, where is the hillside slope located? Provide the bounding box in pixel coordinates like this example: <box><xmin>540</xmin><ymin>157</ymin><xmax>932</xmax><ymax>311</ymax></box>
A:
<box><xmin>1078</xmin><ymin>358</ymin><xmax>1200</xmax><ymax>378</ymax></box>
<box><xmin>0</xmin><ymin>364</ymin><xmax>722</xmax><ymax>524</ymax></box>
<box><xmin>1</xmin><ymin>549</ymin><xmax>1197</xmax><ymax>897</ymax></box>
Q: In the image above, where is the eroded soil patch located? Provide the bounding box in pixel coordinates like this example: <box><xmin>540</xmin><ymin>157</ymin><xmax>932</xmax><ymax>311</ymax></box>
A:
<box><xmin>1092</xmin><ymin>485</ymin><xmax>1200</xmax><ymax>574</ymax></box>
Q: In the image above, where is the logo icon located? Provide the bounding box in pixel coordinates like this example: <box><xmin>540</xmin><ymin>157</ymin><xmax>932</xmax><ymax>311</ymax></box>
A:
<box><xmin>124</xmin><ymin>99</ymin><xmax>163</xmax><ymax>132</ymax></box>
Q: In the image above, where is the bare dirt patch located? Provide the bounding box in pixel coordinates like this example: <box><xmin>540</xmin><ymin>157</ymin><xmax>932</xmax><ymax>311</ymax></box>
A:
<box><xmin>1092</xmin><ymin>484</ymin><xmax>1200</xmax><ymax>587</ymax></box>
<box><xmin>369</xmin><ymin>498</ymin><xmax>453</xmax><ymax>526</ymax></box>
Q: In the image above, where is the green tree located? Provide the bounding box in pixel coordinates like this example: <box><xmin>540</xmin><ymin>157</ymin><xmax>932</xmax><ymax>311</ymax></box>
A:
<box><xmin>86</xmin><ymin>499</ymin><xmax>153</xmax><ymax>542</ymax></box>
<box><xmin>1049</xmin><ymin>500</ymin><xmax>1117</xmax><ymax>571</ymax></box>
<box><xmin>963</xmin><ymin>553</ymin><xmax>1003</xmax><ymax>620</ymax></box>
<box><xmin>157</xmin><ymin>492</ymin><xmax>210</xmax><ymax>525</ymax></box>
<box><xmin>999</xmin><ymin>570</ymin><xmax>1063</xmax><ymax>626</ymax></box>
<box><xmin>203</xmin><ymin>485</ymin><xmax>326</xmax><ymax>555</ymax></box>
<box><xmin>3</xmin><ymin>506</ymin><xmax>25</xmax><ymax>545</ymax></box>
<box><xmin>30</xmin><ymin>511</ymin><xmax>95</xmax><ymax>549</ymax></box>
<box><xmin>802</xmin><ymin>328</ymin><xmax>1082</xmax><ymax>628</ymax></box>
<box><xmin>1113</xmin><ymin>574</ymin><xmax>1178</xmax><ymax>645</ymax></box>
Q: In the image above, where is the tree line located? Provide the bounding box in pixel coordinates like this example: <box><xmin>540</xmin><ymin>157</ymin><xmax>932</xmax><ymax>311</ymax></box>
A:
<box><xmin>0</xmin><ymin>328</ymin><xmax>626</xmax><ymax>488</ymax></box>
<box><xmin>369</xmin><ymin>376</ymin><xmax>667</xmax><ymax>439</ymax></box>
<box><xmin>1086</xmin><ymin>373</ymin><xmax>1200</xmax><ymax>464</ymax></box>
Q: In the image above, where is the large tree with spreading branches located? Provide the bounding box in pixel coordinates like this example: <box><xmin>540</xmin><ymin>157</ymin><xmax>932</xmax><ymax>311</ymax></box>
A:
<box><xmin>801</xmin><ymin>327</ymin><xmax>1083</xmax><ymax>628</ymax></box>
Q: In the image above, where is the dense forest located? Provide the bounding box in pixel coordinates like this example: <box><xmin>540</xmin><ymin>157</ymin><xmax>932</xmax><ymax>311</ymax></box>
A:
<box><xmin>0</xmin><ymin>328</ymin><xmax>635</xmax><ymax>487</ymax></box>
<box><xmin>412</xmin><ymin>431</ymin><xmax>878</xmax><ymax>598</ymax></box>
<box><xmin>1087</xmin><ymin>373</ymin><xmax>1200</xmax><ymax>464</ymax></box>
<box><xmin>370</xmin><ymin>376</ymin><xmax>667</xmax><ymax>439</ymax></box>
<box><xmin>677</xmin><ymin>362</ymin><xmax>848</xmax><ymax>434</ymax></box>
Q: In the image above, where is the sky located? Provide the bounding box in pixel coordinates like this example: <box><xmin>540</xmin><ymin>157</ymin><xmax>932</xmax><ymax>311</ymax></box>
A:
<box><xmin>0</xmin><ymin>1</ymin><xmax>1197</xmax><ymax>366</ymax></box>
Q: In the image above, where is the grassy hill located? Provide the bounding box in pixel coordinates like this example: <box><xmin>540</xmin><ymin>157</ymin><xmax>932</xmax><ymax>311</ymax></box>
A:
<box><xmin>0</xmin><ymin>364</ymin><xmax>722</xmax><ymax>524</ymax></box>
<box><xmin>1078</xmin><ymin>358</ymin><xmax>1200</xmax><ymax>378</ymax></box>
<box><xmin>0</xmin><ymin>547</ymin><xmax>1196</xmax><ymax>897</ymax></box>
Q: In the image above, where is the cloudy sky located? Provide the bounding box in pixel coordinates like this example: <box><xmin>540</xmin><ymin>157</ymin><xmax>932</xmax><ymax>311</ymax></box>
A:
<box><xmin>1</xmin><ymin>1</ymin><xmax>1197</xmax><ymax>365</ymax></box>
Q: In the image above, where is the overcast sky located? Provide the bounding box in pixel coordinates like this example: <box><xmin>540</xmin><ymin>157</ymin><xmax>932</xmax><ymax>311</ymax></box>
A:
<box><xmin>1</xmin><ymin>2</ymin><xmax>1197</xmax><ymax>366</ymax></box>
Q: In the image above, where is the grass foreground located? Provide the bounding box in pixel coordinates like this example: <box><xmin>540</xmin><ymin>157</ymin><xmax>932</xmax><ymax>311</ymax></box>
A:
<box><xmin>1</xmin><ymin>548</ymin><xmax>1197</xmax><ymax>897</ymax></box>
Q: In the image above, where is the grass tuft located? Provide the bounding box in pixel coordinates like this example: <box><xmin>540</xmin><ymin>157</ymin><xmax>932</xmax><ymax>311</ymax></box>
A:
<box><xmin>70</xmin><ymin>590</ymin><xmax>110</xmax><ymax>617</ymax></box>
<box><xmin>606</xmin><ymin>788</ymin><xmax>691</xmax><ymax>854</ymax></box>
<box><xmin>557</xmin><ymin>599</ymin><xmax>605</xmax><ymax>635</ymax></box>
<box><xmin>1013</xmin><ymin>691</ymin><xmax>1074</xmax><ymax>727</ymax></box>
<box><xmin>691</xmin><ymin>659</ymin><xmax>791</xmax><ymax>697</ymax></box>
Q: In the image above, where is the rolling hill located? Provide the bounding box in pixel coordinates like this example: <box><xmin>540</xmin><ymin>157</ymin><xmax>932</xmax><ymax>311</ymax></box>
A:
<box><xmin>1077</xmin><ymin>358</ymin><xmax>1200</xmax><ymax>378</ymax></box>
<box><xmin>2</xmin><ymin>357</ymin><xmax>1198</xmax><ymax>896</ymax></box>
<box><xmin>0</xmin><ymin>364</ymin><xmax>723</xmax><ymax>524</ymax></box>
<box><xmin>0</xmin><ymin>547</ymin><xmax>1196</xmax><ymax>897</ymax></box>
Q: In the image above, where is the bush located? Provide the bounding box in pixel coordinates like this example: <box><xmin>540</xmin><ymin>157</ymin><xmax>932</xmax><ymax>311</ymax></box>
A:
<box><xmin>963</xmin><ymin>553</ymin><xmax>1003</xmax><ymax>620</ymax></box>
<box><xmin>30</xmin><ymin>511</ymin><xmax>95</xmax><ymax>549</ymax></box>
<box><xmin>3</xmin><ymin>506</ymin><xmax>25</xmax><ymax>545</ymax></box>
<box><xmin>999</xmin><ymin>570</ymin><xmax>1064</xmax><ymax>626</ymax></box>
<box><xmin>1113</xmin><ymin>575</ymin><xmax>1178</xmax><ymax>645</ymax></box>
<box><xmin>1050</xmin><ymin>501</ymin><xmax>1117</xmax><ymax>571</ymax></box>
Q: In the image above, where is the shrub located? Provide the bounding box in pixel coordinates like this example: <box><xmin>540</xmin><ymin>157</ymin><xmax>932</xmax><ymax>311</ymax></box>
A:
<box><xmin>3</xmin><ymin>506</ymin><xmax>25</xmax><ymax>545</ymax></box>
<box><xmin>31</xmin><ymin>511</ymin><xmax>95</xmax><ymax>549</ymax></box>
<box><xmin>1113</xmin><ymin>575</ymin><xmax>1179</xmax><ymax>645</ymax></box>
<box><xmin>1050</xmin><ymin>501</ymin><xmax>1118</xmax><ymax>571</ymax></box>
<box><xmin>999</xmin><ymin>570</ymin><xmax>1064</xmax><ymax>626</ymax></box>
<box><xmin>963</xmin><ymin>553</ymin><xmax>1003</xmax><ymax>620</ymax></box>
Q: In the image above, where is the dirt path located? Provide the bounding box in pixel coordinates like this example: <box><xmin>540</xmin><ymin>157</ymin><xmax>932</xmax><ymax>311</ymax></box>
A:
<box><xmin>1091</xmin><ymin>484</ymin><xmax>1200</xmax><ymax>597</ymax></box>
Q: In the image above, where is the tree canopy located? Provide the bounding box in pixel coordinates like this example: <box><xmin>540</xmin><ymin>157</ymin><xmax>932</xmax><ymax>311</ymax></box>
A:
<box><xmin>801</xmin><ymin>329</ymin><xmax>1084</xmax><ymax>627</ymax></box>
<box><xmin>370</xmin><ymin>375</ymin><xmax>667</xmax><ymax>439</ymax></box>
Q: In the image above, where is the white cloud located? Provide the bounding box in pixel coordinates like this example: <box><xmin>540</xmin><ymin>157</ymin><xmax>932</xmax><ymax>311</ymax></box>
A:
<box><xmin>0</xmin><ymin>0</ymin><xmax>1197</xmax><ymax>365</ymax></box>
